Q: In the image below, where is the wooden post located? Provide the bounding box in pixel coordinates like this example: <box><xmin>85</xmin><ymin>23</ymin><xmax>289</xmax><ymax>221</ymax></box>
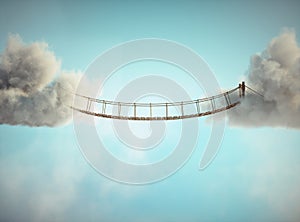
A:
<box><xmin>241</xmin><ymin>81</ymin><xmax>245</xmax><ymax>97</ymax></box>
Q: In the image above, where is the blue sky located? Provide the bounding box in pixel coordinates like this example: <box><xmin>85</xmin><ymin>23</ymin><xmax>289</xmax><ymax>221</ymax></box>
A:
<box><xmin>1</xmin><ymin>0</ymin><xmax>300</xmax><ymax>221</ymax></box>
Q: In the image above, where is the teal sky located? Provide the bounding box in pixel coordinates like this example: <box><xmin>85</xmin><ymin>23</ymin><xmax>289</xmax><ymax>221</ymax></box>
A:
<box><xmin>1</xmin><ymin>1</ymin><xmax>300</xmax><ymax>221</ymax></box>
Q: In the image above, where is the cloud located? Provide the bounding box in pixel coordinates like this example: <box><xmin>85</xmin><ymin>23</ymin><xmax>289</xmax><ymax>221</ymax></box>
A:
<box><xmin>238</xmin><ymin>130</ymin><xmax>300</xmax><ymax>221</ymax></box>
<box><xmin>0</xmin><ymin>35</ymin><xmax>80</xmax><ymax>127</ymax></box>
<box><xmin>0</xmin><ymin>136</ymin><xmax>85</xmax><ymax>222</ymax></box>
<box><xmin>0</xmin><ymin>132</ymin><xmax>145</xmax><ymax>222</ymax></box>
<box><xmin>228</xmin><ymin>29</ymin><xmax>300</xmax><ymax>128</ymax></box>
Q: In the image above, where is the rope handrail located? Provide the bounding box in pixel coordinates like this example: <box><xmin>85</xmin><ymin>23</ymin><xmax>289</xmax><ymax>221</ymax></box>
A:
<box><xmin>245</xmin><ymin>85</ymin><xmax>264</xmax><ymax>98</ymax></box>
<box><xmin>73</xmin><ymin>86</ymin><xmax>240</xmax><ymax>107</ymax></box>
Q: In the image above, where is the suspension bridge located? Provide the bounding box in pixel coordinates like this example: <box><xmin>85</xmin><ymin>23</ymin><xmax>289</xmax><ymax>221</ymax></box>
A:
<box><xmin>71</xmin><ymin>82</ymin><xmax>262</xmax><ymax>121</ymax></box>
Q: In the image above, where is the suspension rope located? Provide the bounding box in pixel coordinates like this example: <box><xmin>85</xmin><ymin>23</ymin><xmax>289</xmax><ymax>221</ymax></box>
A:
<box><xmin>245</xmin><ymin>85</ymin><xmax>264</xmax><ymax>98</ymax></box>
<box><xmin>64</xmin><ymin>85</ymin><xmax>240</xmax><ymax>108</ymax></box>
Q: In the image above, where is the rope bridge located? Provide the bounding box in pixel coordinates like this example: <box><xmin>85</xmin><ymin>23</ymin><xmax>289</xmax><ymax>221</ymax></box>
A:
<box><xmin>71</xmin><ymin>82</ymin><xmax>260</xmax><ymax>121</ymax></box>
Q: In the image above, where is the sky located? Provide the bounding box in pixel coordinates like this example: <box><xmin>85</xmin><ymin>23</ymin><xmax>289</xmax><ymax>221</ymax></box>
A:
<box><xmin>0</xmin><ymin>0</ymin><xmax>300</xmax><ymax>221</ymax></box>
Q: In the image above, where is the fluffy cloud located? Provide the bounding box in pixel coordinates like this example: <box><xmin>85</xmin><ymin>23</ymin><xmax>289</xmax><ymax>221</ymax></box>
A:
<box><xmin>0</xmin><ymin>35</ymin><xmax>80</xmax><ymax>126</ymax></box>
<box><xmin>229</xmin><ymin>30</ymin><xmax>300</xmax><ymax>128</ymax></box>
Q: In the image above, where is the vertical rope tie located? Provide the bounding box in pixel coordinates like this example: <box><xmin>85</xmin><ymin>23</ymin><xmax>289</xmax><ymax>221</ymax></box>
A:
<box><xmin>134</xmin><ymin>103</ymin><xmax>136</xmax><ymax>118</ymax></box>
<box><xmin>196</xmin><ymin>100</ymin><xmax>200</xmax><ymax>114</ymax></box>
<box><xmin>118</xmin><ymin>102</ymin><xmax>121</xmax><ymax>116</ymax></box>
<box><xmin>86</xmin><ymin>98</ymin><xmax>90</xmax><ymax>111</ymax></box>
<box><xmin>165</xmin><ymin>103</ymin><xmax>168</xmax><ymax>118</ymax></box>
<box><xmin>181</xmin><ymin>102</ymin><xmax>184</xmax><ymax>116</ymax></box>
<box><xmin>211</xmin><ymin>97</ymin><xmax>215</xmax><ymax>111</ymax></box>
<box><xmin>102</xmin><ymin>101</ymin><xmax>106</xmax><ymax>114</ymax></box>
<box><xmin>224</xmin><ymin>93</ymin><xmax>230</xmax><ymax>106</ymax></box>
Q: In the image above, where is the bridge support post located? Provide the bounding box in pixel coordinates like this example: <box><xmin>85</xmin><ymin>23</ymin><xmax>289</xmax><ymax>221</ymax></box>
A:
<box><xmin>241</xmin><ymin>81</ymin><xmax>245</xmax><ymax>97</ymax></box>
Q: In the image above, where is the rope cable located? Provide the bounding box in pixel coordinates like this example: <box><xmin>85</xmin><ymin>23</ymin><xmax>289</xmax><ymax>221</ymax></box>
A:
<box><xmin>245</xmin><ymin>85</ymin><xmax>264</xmax><ymax>98</ymax></box>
